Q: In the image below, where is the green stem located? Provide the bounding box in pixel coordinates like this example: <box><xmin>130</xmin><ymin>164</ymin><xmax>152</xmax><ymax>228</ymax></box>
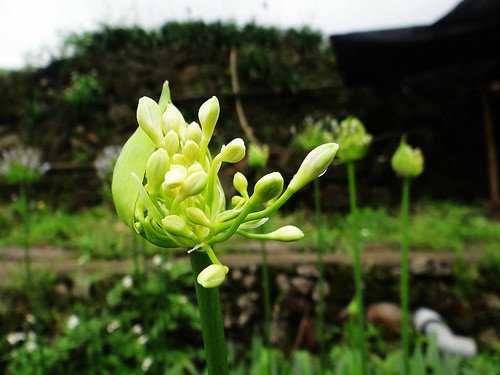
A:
<box><xmin>347</xmin><ymin>161</ymin><xmax>366</xmax><ymax>375</ymax></box>
<box><xmin>19</xmin><ymin>183</ymin><xmax>46</xmax><ymax>373</ymax></box>
<box><xmin>189</xmin><ymin>251</ymin><xmax>229</xmax><ymax>375</ymax></box>
<box><xmin>400</xmin><ymin>178</ymin><xmax>411</xmax><ymax>375</ymax></box>
<box><xmin>314</xmin><ymin>178</ymin><xmax>326</xmax><ymax>375</ymax></box>
<box><xmin>260</xmin><ymin>236</ymin><xmax>272</xmax><ymax>374</ymax></box>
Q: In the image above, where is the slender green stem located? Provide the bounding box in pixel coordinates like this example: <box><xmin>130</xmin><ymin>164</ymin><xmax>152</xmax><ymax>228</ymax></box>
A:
<box><xmin>314</xmin><ymin>178</ymin><xmax>326</xmax><ymax>375</ymax></box>
<box><xmin>400</xmin><ymin>178</ymin><xmax>411</xmax><ymax>375</ymax></box>
<box><xmin>346</xmin><ymin>161</ymin><xmax>366</xmax><ymax>375</ymax></box>
<box><xmin>19</xmin><ymin>183</ymin><xmax>46</xmax><ymax>373</ymax></box>
<box><xmin>260</xmin><ymin>235</ymin><xmax>272</xmax><ymax>374</ymax></box>
<box><xmin>189</xmin><ymin>251</ymin><xmax>229</xmax><ymax>375</ymax></box>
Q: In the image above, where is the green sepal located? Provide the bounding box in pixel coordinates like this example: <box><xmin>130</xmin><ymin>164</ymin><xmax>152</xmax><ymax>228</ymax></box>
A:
<box><xmin>112</xmin><ymin>127</ymin><xmax>156</xmax><ymax>228</ymax></box>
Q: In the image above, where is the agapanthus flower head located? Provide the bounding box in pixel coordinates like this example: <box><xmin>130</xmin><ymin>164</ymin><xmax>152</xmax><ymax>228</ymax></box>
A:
<box><xmin>333</xmin><ymin>116</ymin><xmax>372</xmax><ymax>163</ymax></box>
<box><xmin>112</xmin><ymin>81</ymin><xmax>339</xmax><ymax>287</ymax></box>
<box><xmin>391</xmin><ymin>136</ymin><xmax>424</xmax><ymax>179</ymax></box>
<box><xmin>0</xmin><ymin>145</ymin><xmax>49</xmax><ymax>184</ymax></box>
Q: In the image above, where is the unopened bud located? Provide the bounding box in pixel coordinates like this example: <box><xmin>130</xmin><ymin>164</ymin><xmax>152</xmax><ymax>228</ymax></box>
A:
<box><xmin>162</xmin><ymin>170</ymin><xmax>185</xmax><ymax>190</ymax></box>
<box><xmin>178</xmin><ymin>171</ymin><xmax>208</xmax><ymax>201</ymax></box>
<box><xmin>267</xmin><ymin>225</ymin><xmax>304</xmax><ymax>242</ymax></box>
<box><xmin>391</xmin><ymin>137</ymin><xmax>424</xmax><ymax>179</ymax></box>
<box><xmin>164</xmin><ymin>130</ymin><xmax>180</xmax><ymax>155</ymax></box>
<box><xmin>185</xmin><ymin>207</ymin><xmax>211</xmax><ymax>227</ymax></box>
<box><xmin>158</xmin><ymin>80</ymin><xmax>171</xmax><ymax>113</ymax></box>
<box><xmin>137</xmin><ymin>97</ymin><xmax>163</xmax><ymax>146</ymax></box>
<box><xmin>161</xmin><ymin>215</ymin><xmax>191</xmax><ymax>237</ymax></box>
<box><xmin>186</xmin><ymin>122</ymin><xmax>202</xmax><ymax>144</ymax></box>
<box><xmin>197</xmin><ymin>264</ymin><xmax>229</xmax><ymax>288</ymax></box>
<box><xmin>162</xmin><ymin>104</ymin><xmax>185</xmax><ymax>135</ymax></box>
<box><xmin>288</xmin><ymin>143</ymin><xmax>339</xmax><ymax>192</ymax></box>
<box><xmin>334</xmin><ymin>117</ymin><xmax>372</xmax><ymax>162</ymax></box>
<box><xmin>233</xmin><ymin>172</ymin><xmax>248</xmax><ymax>198</ymax></box>
<box><xmin>220</xmin><ymin>138</ymin><xmax>245</xmax><ymax>163</ymax></box>
<box><xmin>145</xmin><ymin>149</ymin><xmax>170</xmax><ymax>194</ymax></box>
<box><xmin>198</xmin><ymin>96</ymin><xmax>220</xmax><ymax>142</ymax></box>
<box><xmin>183</xmin><ymin>140</ymin><xmax>201</xmax><ymax>163</ymax></box>
<box><xmin>251</xmin><ymin>172</ymin><xmax>284</xmax><ymax>203</ymax></box>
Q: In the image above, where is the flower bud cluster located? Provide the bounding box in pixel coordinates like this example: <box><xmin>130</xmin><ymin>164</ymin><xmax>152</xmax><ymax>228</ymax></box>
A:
<box><xmin>333</xmin><ymin>116</ymin><xmax>372</xmax><ymax>163</ymax></box>
<box><xmin>112</xmin><ymin>81</ymin><xmax>339</xmax><ymax>288</ymax></box>
<box><xmin>391</xmin><ymin>137</ymin><xmax>424</xmax><ymax>179</ymax></box>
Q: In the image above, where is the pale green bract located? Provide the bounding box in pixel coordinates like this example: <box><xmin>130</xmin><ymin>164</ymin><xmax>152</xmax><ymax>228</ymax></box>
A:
<box><xmin>112</xmin><ymin>81</ymin><xmax>339</xmax><ymax>287</ymax></box>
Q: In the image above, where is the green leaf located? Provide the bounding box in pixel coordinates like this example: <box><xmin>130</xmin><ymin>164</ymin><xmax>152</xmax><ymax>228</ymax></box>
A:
<box><xmin>112</xmin><ymin>127</ymin><xmax>156</xmax><ymax>228</ymax></box>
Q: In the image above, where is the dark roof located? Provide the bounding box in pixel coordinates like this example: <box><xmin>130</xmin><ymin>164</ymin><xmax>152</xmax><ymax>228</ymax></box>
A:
<box><xmin>330</xmin><ymin>0</ymin><xmax>500</xmax><ymax>86</ymax></box>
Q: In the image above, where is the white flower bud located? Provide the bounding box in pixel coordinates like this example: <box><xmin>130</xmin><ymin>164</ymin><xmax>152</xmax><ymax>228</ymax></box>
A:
<box><xmin>164</xmin><ymin>130</ymin><xmax>180</xmax><ymax>155</ymax></box>
<box><xmin>220</xmin><ymin>138</ymin><xmax>245</xmax><ymax>163</ymax></box>
<box><xmin>267</xmin><ymin>225</ymin><xmax>304</xmax><ymax>242</ymax></box>
<box><xmin>197</xmin><ymin>264</ymin><xmax>229</xmax><ymax>288</ymax></box>
<box><xmin>198</xmin><ymin>96</ymin><xmax>220</xmax><ymax>142</ymax></box>
<box><xmin>145</xmin><ymin>149</ymin><xmax>170</xmax><ymax>194</ymax></box>
<box><xmin>177</xmin><ymin>171</ymin><xmax>208</xmax><ymax>201</ymax></box>
<box><xmin>186</xmin><ymin>121</ymin><xmax>202</xmax><ymax>144</ymax></box>
<box><xmin>185</xmin><ymin>207</ymin><xmax>211</xmax><ymax>227</ymax></box>
<box><xmin>251</xmin><ymin>172</ymin><xmax>284</xmax><ymax>203</ymax></box>
<box><xmin>163</xmin><ymin>170</ymin><xmax>186</xmax><ymax>190</ymax></box>
<box><xmin>173</xmin><ymin>153</ymin><xmax>189</xmax><ymax>167</ymax></box>
<box><xmin>162</xmin><ymin>104</ymin><xmax>185</xmax><ymax>135</ymax></box>
<box><xmin>136</xmin><ymin>97</ymin><xmax>164</xmax><ymax>146</ymax></box>
<box><xmin>288</xmin><ymin>143</ymin><xmax>339</xmax><ymax>192</ymax></box>
<box><xmin>183</xmin><ymin>140</ymin><xmax>201</xmax><ymax>164</ymax></box>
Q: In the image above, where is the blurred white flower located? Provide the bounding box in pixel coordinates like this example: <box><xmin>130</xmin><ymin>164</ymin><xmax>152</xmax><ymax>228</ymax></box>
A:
<box><xmin>67</xmin><ymin>315</ymin><xmax>80</xmax><ymax>330</ymax></box>
<box><xmin>152</xmin><ymin>255</ymin><xmax>162</xmax><ymax>266</ymax></box>
<box><xmin>138</xmin><ymin>335</ymin><xmax>149</xmax><ymax>345</ymax></box>
<box><xmin>0</xmin><ymin>145</ymin><xmax>50</xmax><ymax>184</ymax></box>
<box><xmin>27</xmin><ymin>331</ymin><xmax>36</xmax><ymax>340</ymax></box>
<box><xmin>141</xmin><ymin>357</ymin><xmax>153</xmax><ymax>371</ymax></box>
<box><xmin>122</xmin><ymin>275</ymin><xmax>133</xmax><ymax>289</ymax></box>
<box><xmin>26</xmin><ymin>340</ymin><xmax>37</xmax><ymax>353</ymax></box>
<box><xmin>131</xmin><ymin>324</ymin><xmax>143</xmax><ymax>335</ymax></box>
<box><xmin>178</xmin><ymin>295</ymin><xmax>188</xmax><ymax>305</ymax></box>
<box><xmin>360</xmin><ymin>228</ymin><xmax>370</xmax><ymax>237</ymax></box>
<box><xmin>94</xmin><ymin>145</ymin><xmax>122</xmax><ymax>182</ymax></box>
<box><xmin>6</xmin><ymin>332</ymin><xmax>26</xmax><ymax>345</ymax></box>
<box><xmin>25</xmin><ymin>314</ymin><xmax>35</xmax><ymax>324</ymax></box>
<box><xmin>163</xmin><ymin>262</ymin><xmax>173</xmax><ymax>271</ymax></box>
<box><xmin>106</xmin><ymin>320</ymin><xmax>120</xmax><ymax>333</ymax></box>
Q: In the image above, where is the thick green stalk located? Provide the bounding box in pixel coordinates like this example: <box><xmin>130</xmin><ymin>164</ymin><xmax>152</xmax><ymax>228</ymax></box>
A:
<box><xmin>346</xmin><ymin>161</ymin><xmax>366</xmax><ymax>375</ymax></box>
<box><xmin>314</xmin><ymin>178</ymin><xmax>326</xmax><ymax>375</ymax></box>
<box><xmin>189</xmin><ymin>251</ymin><xmax>229</xmax><ymax>375</ymax></box>
<box><xmin>400</xmin><ymin>178</ymin><xmax>411</xmax><ymax>375</ymax></box>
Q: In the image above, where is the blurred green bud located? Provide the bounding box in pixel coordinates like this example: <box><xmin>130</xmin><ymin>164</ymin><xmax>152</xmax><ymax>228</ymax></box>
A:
<box><xmin>220</xmin><ymin>138</ymin><xmax>245</xmax><ymax>163</ymax></box>
<box><xmin>334</xmin><ymin>116</ymin><xmax>372</xmax><ymax>162</ymax></box>
<box><xmin>251</xmin><ymin>172</ymin><xmax>284</xmax><ymax>203</ymax></box>
<box><xmin>288</xmin><ymin>143</ymin><xmax>339</xmax><ymax>192</ymax></box>
<box><xmin>137</xmin><ymin>97</ymin><xmax>164</xmax><ymax>147</ymax></box>
<box><xmin>267</xmin><ymin>225</ymin><xmax>304</xmax><ymax>241</ymax></box>
<box><xmin>247</xmin><ymin>143</ymin><xmax>269</xmax><ymax>169</ymax></box>
<box><xmin>145</xmin><ymin>149</ymin><xmax>170</xmax><ymax>194</ymax></box>
<box><xmin>198</xmin><ymin>96</ymin><xmax>220</xmax><ymax>143</ymax></box>
<box><xmin>391</xmin><ymin>137</ymin><xmax>424</xmax><ymax>179</ymax></box>
<box><xmin>197</xmin><ymin>264</ymin><xmax>229</xmax><ymax>288</ymax></box>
